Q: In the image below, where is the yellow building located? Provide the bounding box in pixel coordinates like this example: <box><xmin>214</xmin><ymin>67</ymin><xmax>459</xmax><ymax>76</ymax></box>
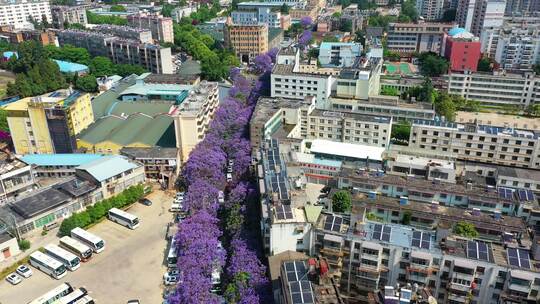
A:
<box><xmin>4</xmin><ymin>90</ymin><xmax>94</xmax><ymax>154</ymax></box>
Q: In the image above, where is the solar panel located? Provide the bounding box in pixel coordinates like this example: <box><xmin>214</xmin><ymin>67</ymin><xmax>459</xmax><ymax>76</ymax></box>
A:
<box><xmin>289</xmin><ymin>280</ymin><xmax>314</xmax><ymax>304</ymax></box>
<box><xmin>420</xmin><ymin>232</ymin><xmax>431</xmax><ymax>249</ymax></box>
<box><xmin>372</xmin><ymin>224</ymin><xmax>382</xmax><ymax>240</ymax></box>
<box><xmin>518</xmin><ymin>249</ymin><xmax>531</xmax><ymax>269</ymax></box>
<box><xmin>332</xmin><ymin>217</ymin><xmax>342</xmax><ymax>232</ymax></box>
<box><xmin>507</xmin><ymin>248</ymin><xmax>520</xmax><ymax>267</ymax></box>
<box><xmin>507</xmin><ymin>248</ymin><xmax>530</xmax><ymax>268</ymax></box>
<box><xmin>478</xmin><ymin>242</ymin><xmax>489</xmax><ymax>261</ymax></box>
<box><xmin>518</xmin><ymin>189</ymin><xmax>535</xmax><ymax>202</ymax></box>
<box><xmin>467</xmin><ymin>241</ymin><xmax>477</xmax><ymax>259</ymax></box>
<box><xmin>498</xmin><ymin>187</ymin><xmax>514</xmax><ymax>200</ymax></box>
<box><xmin>284</xmin><ymin>205</ymin><xmax>293</xmax><ymax>219</ymax></box>
<box><xmin>324</xmin><ymin>215</ymin><xmax>334</xmax><ymax>230</ymax></box>
<box><xmin>411</xmin><ymin>231</ymin><xmax>421</xmax><ymax>248</ymax></box>
<box><xmin>381</xmin><ymin>226</ymin><xmax>391</xmax><ymax>242</ymax></box>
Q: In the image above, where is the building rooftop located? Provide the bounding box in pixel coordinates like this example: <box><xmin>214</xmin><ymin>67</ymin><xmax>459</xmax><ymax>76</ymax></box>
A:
<box><xmin>456</xmin><ymin>111</ymin><xmax>540</xmax><ymax>131</ymax></box>
<box><xmin>272</xmin><ymin>64</ymin><xmax>330</xmax><ymax>78</ymax></box>
<box><xmin>21</xmin><ymin>154</ymin><xmax>104</xmax><ymax>167</ymax></box>
<box><xmin>9</xmin><ymin>186</ymin><xmax>71</xmax><ymax>219</ymax></box>
<box><xmin>53</xmin><ymin>60</ymin><xmax>89</xmax><ymax>73</ymax></box>
<box><xmin>413</xmin><ymin>119</ymin><xmax>540</xmax><ymax>139</ymax></box>
<box><xmin>497</xmin><ymin>166</ymin><xmax>540</xmax><ymax>181</ymax></box>
<box><xmin>310</xmin><ymin>140</ymin><xmax>385</xmax><ymax>162</ymax></box>
<box><xmin>120</xmin><ymin>147</ymin><xmax>178</xmax><ymax>159</ymax></box>
<box><xmin>92</xmin><ymin>75</ymin><xmax>138</xmax><ymax>119</ymax></box>
<box><xmin>0</xmin><ymin>231</ymin><xmax>13</xmax><ymax>244</ymax></box>
<box><xmin>119</xmin><ymin>83</ymin><xmax>192</xmax><ymax>98</ymax></box>
<box><xmin>76</xmin><ymin>155</ymin><xmax>139</xmax><ymax>182</ymax></box>
<box><xmin>309</xmin><ymin>108</ymin><xmax>392</xmax><ymax>124</ymax></box>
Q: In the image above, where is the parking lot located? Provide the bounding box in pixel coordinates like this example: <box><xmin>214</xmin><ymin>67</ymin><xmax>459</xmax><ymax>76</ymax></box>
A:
<box><xmin>0</xmin><ymin>190</ymin><xmax>173</xmax><ymax>304</ymax></box>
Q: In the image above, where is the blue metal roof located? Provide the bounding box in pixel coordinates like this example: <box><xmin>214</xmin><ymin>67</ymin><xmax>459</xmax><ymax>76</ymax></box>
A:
<box><xmin>448</xmin><ymin>27</ymin><xmax>468</xmax><ymax>36</ymax></box>
<box><xmin>54</xmin><ymin>60</ymin><xmax>89</xmax><ymax>73</ymax></box>
<box><xmin>76</xmin><ymin>155</ymin><xmax>139</xmax><ymax>182</ymax></box>
<box><xmin>22</xmin><ymin>154</ymin><xmax>104</xmax><ymax>167</ymax></box>
<box><xmin>3</xmin><ymin>51</ymin><xmax>18</xmax><ymax>59</ymax></box>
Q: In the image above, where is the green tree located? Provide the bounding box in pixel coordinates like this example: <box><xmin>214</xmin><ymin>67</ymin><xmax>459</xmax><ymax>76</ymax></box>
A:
<box><xmin>89</xmin><ymin>56</ymin><xmax>115</xmax><ymax>76</ymax></box>
<box><xmin>534</xmin><ymin>64</ymin><xmax>540</xmax><ymax>75</ymax></box>
<box><xmin>419</xmin><ymin>77</ymin><xmax>435</xmax><ymax>103</ymax></box>
<box><xmin>280</xmin><ymin>3</ymin><xmax>290</xmax><ymax>14</ymax></box>
<box><xmin>400</xmin><ymin>0</ymin><xmax>419</xmax><ymax>21</ymax></box>
<box><xmin>384</xmin><ymin>49</ymin><xmax>401</xmax><ymax>61</ymax></box>
<box><xmin>86</xmin><ymin>10</ymin><xmax>128</xmax><ymax>25</ymax></box>
<box><xmin>525</xmin><ymin>104</ymin><xmax>540</xmax><ymax>117</ymax></box>
<box><xmin>109</xmin><ymin>4</ymin><xmax>126</xmax><ymax>12</ymax></box>
<box><xmin>340</xmin><ymin>19</ymin><xmax>353</xmax><ymax>32</ymax></box>
<box><xmin>18</xmin><ymin>239</ymin><xmax>31</xmax><ymax>251</ymax></box>
<box><xmin>0</xmin><ymin>109</ymin><xmax>8</xmax><ymax>132</ymax></box>
<box><xmin>308</xmin><ymin>48</ymin><xmax>319</xmax><ymax>58</ymax></box>
<box><xmin>391</xmin><ymin>121</ymin><xmax>411</xmax><ymax>141</ymax></box>
<box><xmin>434</xmin><ymin>92</ymin><xmax>457</xmax><ymax>121</ymax></box>
<box><xmin>418</xmin><ymin>52</ymin><xmax>449</xmax><ymax>77</ymax></box>
<box><xmin>114</xmin><ymin>64</ymin><xmax>147</xmax><ymax>77</ymax></box>
<box><xmin>332</xmin><ymin>190</ymin><xmax>352</xmax><ymax>213</ymax></box>
<box><xmin>402</xmin><ymin>211</ymin><xmax>412</xmax><ymax>225</ymax></box>
<box><xmin>161</xmin><ymin>3</ymin><xmax>175</xmax><ymax>17</ymax></box>
<box><xmin>381</xmin><ymin>86</ymin><xmax>399</xmax><ymax>96</ymax></box>
<box><xmin>332</xmin><ymin>11</ymin><xmax>342</xmax><ymax>18</ymax></box>
<box><xmin>453</xmin><ymin>221</ymin><xmax>479</xmax><ymax>238</ymax></box>
<box><xmin>477</xmin><ymin>56</ymin><xmax>493</xmax><ymax>72</ymax></box>
<box><xmin>75</xmin><ymin>75</ymin><xmax>98</xmax><ymax>92</ymax></box>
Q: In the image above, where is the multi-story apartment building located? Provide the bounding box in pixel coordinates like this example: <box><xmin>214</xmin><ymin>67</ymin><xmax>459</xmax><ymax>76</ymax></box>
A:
<box><xmin>106</xmin><ymin>39</ymin><xmax>173</xmax><ymax>74</ymax></box>
<box><xmin>5</xmin><ymin>90</ymin><xmax>94</xmax><ymax>154</ymax></box>
<box><xmin>318</xmin><ymin>42</ymin><xmax>363</xmax><ymax>68</ymax></box>
<box><xmin>171</xmin><ymin>4</ymin><xmax>198</xmax><ymax>22</ymax></box>
<box><xmin>416</xmin><ymin>0</ymin><xmax>445</xmax><ymax>20</ymax></box>
<box><xmin>304</xmin><ymin>109</ymin><xmax>392</xmax><ymax>148</ymax></box>
<box><xmin>0</xmin><ymin>25</ymin><xmax>55</xmax><ymax>45</ymax></box>
<box><xmin>94</xmin><ymin>24</ymin><xmax>152</xmax><ymax>43</ymax></box>
<box><xmin>386</xmin><ymin>22</ymin><xmax>455</xmax><ymax>55</ymax></box>
<box><xmin>57</xmin><ymin>30</ymin><xmax>113</xmax><ymax>57</ymax></box>
<box><xmin>504</xmin><ymin>0</ymin><xmax>540</xmax><ymax>15</ymax></box>
<box><xmin>233</xmin><ymin>2</ymin><xmax>284</xmax><ymax>28</ymax></box>
<box><xmin>0</xmin><ymin>150</ymin><xmax>37</xmax><ymax>205</ymax></box>
<box><xmin>224</xmin><ymin>22</ymin><xmax>268</xmax><ymax>63</ymax></box>
<box><xmin>120</xmin><ymin>147</ymin><xmax>178</xmax><ymax>188</ymax></box>
<box><xmin>171</xmin><ymin>81</ymin><xmax>219</xmax><ymax>162</ymax></box>
<box><xmin>51</xmin><ymin>5</ymin><xmax>87</xmax><ymax>29</ymax></box>
<box><xmin>126</xmin><ymin>12</ymin><xmax>174</xmax><ymax>43</ymax></box>
<box><xmin>0</xmin><ymin>0</ymin><xmax>51</xmax><ymax>29</ymax></box>
<box><xmin>456</xmin><ymin>0</ymin><xmax>505</xmax><ymax>37</ymax></box>
<box><xmin>447</xmin><ymin>70</ymin><xmax>540</xmax><ymax>107</ymax></box>
<box><xmin>444</xmin><ymin>28</ymin><xmax>482</xmax><ymax>72</ymax></box>
<box><xmin>408</xmin><ymin>119</ymin><xmax>540</xmax><ymax>168</ymax></box>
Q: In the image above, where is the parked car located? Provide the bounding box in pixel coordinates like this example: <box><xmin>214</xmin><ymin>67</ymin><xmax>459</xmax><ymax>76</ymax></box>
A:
<box><xmin>218</xmin><ymin>191</ymin><xmax>225</xmax><ymax>204</ymax></box>
<box><xmin>140</xmin><ymin>198</ymin><xmax>152</xmax><ymax>206</ymax></box>
<box><xmin>226</xmin><ymin>173</ymin><xmax>233</xmax><ymax>182</ymax></box>
<box><xmin>16</xmin><ymin>265</ymin><xmax>33</xmax><ymax>278</ymax></box>
<box><xmin>5</xmin><ymin>273</ymin><xmax>22</xmax><ymax>285</ymax></box>
<box><xmin>228</xmin><ymin>160</ymin><xmax>234</xmax><ymax>167</ymax></box>
<box><xmin>175</xmin><ymin>192</ymin><xmax>185</xmax><ymax>199</ymax></box>
<box><xmin>164</xmin><ymin>269</ymin><xmax>180</xmax><ymax>280</ymax></box>
<box><xmin>164</xmin><ymin>275</ymin><xmax>179</xmax><ymax>285</ymax></box>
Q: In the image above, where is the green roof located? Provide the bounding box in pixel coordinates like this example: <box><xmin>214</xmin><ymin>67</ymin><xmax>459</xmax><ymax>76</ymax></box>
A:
<box><xmin>92</xmin><ymin>75</ymin><xmax>137</xmax><ymax>119</ymax></box>
<box><xmin>109</xmin><ymin>101</ymin><xmax>172</xmax><ymax>117</ymax></box>
<box><xmin>177</xmin><ymin>60</ymin><xmax>202</xmax><ymax>77</ymax></box>
<box><xmin>269</xmin><ymin>28</ymin><xmax>283</xmax><ymax>43</ymax></box>
<box><xmin>304</xmin><ymin>205</ymin><xmax>323</xmax><ymax>223</ymax></box>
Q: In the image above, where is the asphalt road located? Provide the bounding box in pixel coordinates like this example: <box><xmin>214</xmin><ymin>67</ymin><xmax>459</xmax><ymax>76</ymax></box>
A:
<box><xmin>0</xmin><ymin>190</ymin><xmax>173</xmax><ymax>304</ymax></box>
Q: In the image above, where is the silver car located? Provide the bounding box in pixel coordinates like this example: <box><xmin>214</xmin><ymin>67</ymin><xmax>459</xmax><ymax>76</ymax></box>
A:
<box><xmin>5</xmin><ymin>273</ymin><xmax>22</xmax><ymax>285</ymax></box>
<box><xmin>16</xmin><ymin>265</ymin><xmax>33</xmax><ymax>278</ymax></box>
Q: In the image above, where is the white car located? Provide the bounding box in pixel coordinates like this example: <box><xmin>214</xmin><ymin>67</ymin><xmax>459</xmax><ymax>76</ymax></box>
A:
<box><xmin>163</xmin><ymin>269</ymin><xmax>180</xmax><ymax>280</ymax></box>
<box><xmin>16</xmin><ymin>265</ymin><xmax>32</xmax><ymax>278</ymax></box>
<box><xmin>164</xmin><ymin>275</ymin><xmax>179</xmax><ymax>286</ymax></box>
<box><xmin>218</xmin><ymin>191</ymin><xmax>225</xmax><ymax>203</ymax></box>
<box><xmin>226</xmin><ymin>173</ymin><xmax>233</xmax><ymax>182</ymax></box>
<box><xmin>5</xmin><ymin>273</ymin><xmax>22</xmax><ymax>285</ymax></box>
<box><xmin>175</xmin><ymin>192</ymin><xmax>185</xmax><ymax>199</ymax></box>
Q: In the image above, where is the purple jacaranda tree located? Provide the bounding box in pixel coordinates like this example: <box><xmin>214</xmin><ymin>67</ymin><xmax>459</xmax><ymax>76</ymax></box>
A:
<box><xmin>301</xmin><ymin>16</ymin><xmax>313</xmax><ymax>29</ymax></box>
<box><xmin>299</xmin><ymin>30</ymin><xmax>312</xmax><ymax>47</ymax></box>
<box><xmin>253</xmin><ymin>53</ymin><xmax>273</xmax><ymax>74</ymax></box>
<box><xmin>267</xmin><ymin>48</ymin><xmax>279</xmax><ymax>63</ymax></box>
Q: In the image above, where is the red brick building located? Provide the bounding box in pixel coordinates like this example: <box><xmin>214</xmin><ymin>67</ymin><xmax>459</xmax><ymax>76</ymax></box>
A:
<box><xmin>444</xmin><ymin>27</ymin><xmax>481</xmax><ymax>72</ymax></box>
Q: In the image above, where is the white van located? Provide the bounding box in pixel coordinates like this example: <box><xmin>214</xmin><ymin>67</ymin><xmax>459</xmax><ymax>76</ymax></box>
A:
<box><xmin>170</xmin><ymin>203</ymin><xmax>182</xmax><ymax>212</ymax></box>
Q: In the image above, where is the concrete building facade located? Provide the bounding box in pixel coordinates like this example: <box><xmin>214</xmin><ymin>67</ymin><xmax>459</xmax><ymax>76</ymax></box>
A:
<box><xmin>456</xmin><ymin>0</ymin><xmax>505</xmax><ymax>37</ymax></box>
<box><xmin>126</xmin><ymin>12</ymin><xmax>174</xmax><ymax>43</ymax></box>
<box><xmin>51</xmin><ymin>5</ymin><xmax>87</xmax><ymax>29</ymax></box>
<box><xmin>386</xmin><ymin>22</ymin><xmax>455</xmax><ymax>55</ymax></box>
<box><xmin>444</xmin><ymin>28</ymin><xmax>482</xmax><ymax>72</ymax></box>
<box><xmin>224</xmin><ymin>22</ymin><xmax>269</xmax><ymax>63</ymax></box>
<box><xmin>0</xmin><ymin>0</ymin><xmax>51</xmax><ymax>29</ymax></box>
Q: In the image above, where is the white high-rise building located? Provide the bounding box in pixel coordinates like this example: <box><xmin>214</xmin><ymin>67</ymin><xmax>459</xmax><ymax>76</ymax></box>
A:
<box><xmin>456</xmin><ymin>0</ymin><xmax>505</xmax><ymax>37</ymax></box>
<box><xmin>416</xmin><ymin>0</ymin><xmax>445</xmax><ymax>20</ymax></box>
<box><xmin>0</xmin><ymin>0</ymin><xmax>52</xmax><ymax>29</ymax></box>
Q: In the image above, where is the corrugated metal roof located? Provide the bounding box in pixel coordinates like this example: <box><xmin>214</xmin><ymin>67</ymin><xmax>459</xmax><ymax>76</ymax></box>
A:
<box><xmin>21</xmin><ymin>154</ymin><xmax>104</xmax><ymax>167</ymax></box>
<box><xmin>76</xmin><ymin>155</ymin><xmax>139</xmax><ymax>182</ymax></box>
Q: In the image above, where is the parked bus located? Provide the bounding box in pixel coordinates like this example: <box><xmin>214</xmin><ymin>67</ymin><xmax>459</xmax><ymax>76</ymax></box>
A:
<box><xmin>59</xmin><ymin>236</ymin><xmax>93</xmax><ymax>262</ymax></box>
<box><xmin>29</xmin><ymin>251</ymin><xmax>67</xmax><ymax>280</ymax></box>
<box><xmin>108</xmin><ymin>207</ymin><xmax>140</xmax><ymax>229</ymax></box>
<box><xmin>71</xmin><ymin>227</ymin><xmax>105</xmax><ymax>253</ymax></box>
<box><xmin>167</xmin><ymin>239</ymin><xmax>177</xmax><ymax>268</ymax></box>
<box><xmin>73</xmin><ymin>295</ymin><xmax>95</xmax><ymax>304</ymax></box>
<box><xmin>44</xmin><ymin>244</ymin><xmax>81</xmax><ymax>271</ymax></box>
<box><xmin>57</xmin><ymin>288</ymin><xmax>90</xmax><ymax>304</ymax></box>
<box><xmin>27</xmin><ymin>283</ymin><xmax>74</xmax><ymax>304</ymax></box>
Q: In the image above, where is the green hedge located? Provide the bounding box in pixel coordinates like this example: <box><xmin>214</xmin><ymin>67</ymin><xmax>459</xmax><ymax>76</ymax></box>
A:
<box><xmin>59</xmin><ymin>185</ymin><xmax>145</xmax><ymax>236</ymax></box>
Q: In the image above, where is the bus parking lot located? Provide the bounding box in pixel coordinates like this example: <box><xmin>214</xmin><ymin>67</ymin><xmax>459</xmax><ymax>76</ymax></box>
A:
<box><xmin>0</xmin><ymin>190</ymin><xmax>173</xmax><ymax>304</ymax></box>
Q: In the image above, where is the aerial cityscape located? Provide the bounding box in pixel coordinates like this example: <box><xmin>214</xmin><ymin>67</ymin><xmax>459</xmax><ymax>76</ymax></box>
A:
<box><xmin>0</xmin><ymin>0</ymin><xmax>538</xmax><ymax>303</ymax></box>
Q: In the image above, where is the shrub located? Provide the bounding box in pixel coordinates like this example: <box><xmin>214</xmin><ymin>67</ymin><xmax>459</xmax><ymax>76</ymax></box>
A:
<box><xmin>59</xmin><ymin>185</ymin><xmax>145</xmax><ymax>236</ymax></box>
<box><xmin>18</xmin><ymin>239</ymin><xmax>30</xmax><ymax>251</ymax></box>
<box><xmin>453</xmin><ymin>221</ymin><xmax>479</xmax><ymax>238</ymax></box>
<box><xmin>332</xmin><ymin>190</ymin><xmax>352</xmax><ymax>213</ymax></box>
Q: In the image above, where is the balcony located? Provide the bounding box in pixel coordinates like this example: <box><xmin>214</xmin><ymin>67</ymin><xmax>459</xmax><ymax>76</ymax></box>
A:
<box><xmin>447</xmin><ymin>293</ymin><xmax>469</xmax><ymax>303</ymax></box>
<box><xmin>448</xmin><ymin>282</ymin><xmax>472</xmax><ymax>293</ymax></box>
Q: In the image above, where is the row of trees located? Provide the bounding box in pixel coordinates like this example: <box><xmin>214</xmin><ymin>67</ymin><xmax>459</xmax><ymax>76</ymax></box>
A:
<box><xmin>168</xmin><ymin>53</ymin><xmax>276</xmax><ymax>303</ymax></box>
<box><xmin>59</xmin><ymin>185</ymin><xmax>145</xmax><ymax>236</ymax></box>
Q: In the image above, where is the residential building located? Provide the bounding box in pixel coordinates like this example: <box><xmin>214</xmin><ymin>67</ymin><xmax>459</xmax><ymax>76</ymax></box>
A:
<box><xmin>505</xmin><ymin>0</ymin><xmax>540</xmax><ymax>15</ymax></box>
<box><xmin>0</xmin><ymin>149</ymin><xmax>37</xmax><ymax>205</ymax></box>
<box><xmin>105</xmin><ymin>39</ymin><xmax>173</xmax><ymax>74</ymax></box>
<box><xmin>51</xmin><ymin>5</ymin><xmax>87</xmax><ymax>29</ymax></box>
<box><xmin>318</xmin><ymin>42</ymin><xmax>363</xmax><ymax>68</ymax></box>
<box><xmin>330</xmin><ymin>95</ymin><xmax>436</xmax><ymax>121</ymax></box>
<box><xmin>120</xmin><ymin>147</ymin><xmax>178</xmax><ymax>187</ymax></box>
<box><xmin>304</xmin><ymin>109</ymin><xmax>392</xmax><ymax>148</ymax></box>
<box><xmin>0</xmin><ymin>232</ymin><xmax>20</xmax><ymax>261</ymax></box>
<box><xmin>21</xmin><ymin>154</ymin><xmax>104</xmax><ymax>178</ymax></box>
<box><xmin>379</xmin><ymin>75</ymin><xmax>425</xmax><ymax>95</ymax></box>
<box><xmin>232</xmin><ymin>3</ymin><xmax>284</xmax><ymax>28</ymax></box>
<box><xmin>0</xmin><ymin>0</ymin><xmax>52</xmax><ymax>29</ymax></box>
<box><xmin>171</xmin><ymin>5</ymin><xmax>198</xmax><ymax>22</ymax></box>
<box><xmin>416</xmin><ymin>0</ymin><xmax>445</xmax><ymax>20</ymax></box>
<box><xmin>341</xmin><ymin>4</ymin><xmax>363</xmax><ymax>32</ymax></box>
<box><xmin>76</xmin><ymin>75</ymin><xmax>178</xmax><ymax>155</ymax></box>
<box><xmin>0</xmin><ymin>25</ymin><xmax>55</xmax><ymax>45</ymax></box>
<box><xmin>386</xmin><ymin>22</ymin><xmax>455</xmax><ymax>55</ymax></box>
<box><xmin>408</xmin><ymin>119</ymin><xmax>540</xmax><ymax>168</ymax></box>
<box><xmin>447</xmin><ymin>70</ymin><xmax>540</xmax><ymax>106</ymax></box>
<box><xmin>456</xmin><ymin>111</ymin><xmax>540</xmax><ymax>130</ymax></box>
<box><xmin>126</xmin><ymin>12</ymin><xmax>174</xmax><ymax>43</ymax></box>
<box><xmin>75</xmin><ymin>155</ymin><xmax>145</xmax><ymax>200</ymax></box>
<box><xmin>444</xmin><ymin>27</ymin><xmax>482</xmax><ymax>72</ymax></box>
<box><xmin>94</xmin><ymin>24</ymin><xmax>152</xmax><ymax>43</ymax></box>
<box><xmin>456</xmin><ymin>0</ymin><xmax>505</xmax><ymax>37</ymax></box>
<box><xmin>171</xmin><ymin>81</ymin><xmax>219</xmax><ymax>162</ymax></box>
<box><xmin>5</xmin><ymin>90</ymin><xmax>94</xmax><ymax>154</ymax></box>
<box><xmin>224</xmin><ymin>22</ymin><xmax>269</xmax><ymax>63</ymax></box>
<box><xmin>57</xmin><ymin>30</ymin><xmax>113</xmax><ymax>57</ymax></box>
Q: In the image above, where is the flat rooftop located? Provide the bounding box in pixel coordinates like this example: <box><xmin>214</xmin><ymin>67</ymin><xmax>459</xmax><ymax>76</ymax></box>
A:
<box><xmin>456</xmin><ymin>111</ymin><xmax>540</xmax><ymax>131</ymax></box>
<box><xmin>310</xmin><ymin>139</ymin><xmax>385</xmax><ymax>162</ymax></box>
<box><xmin>9</xmin><ymin>187</ymin><xmax>71</xmax><ymax>219</ymax></box>
<box><xmin>120</xmin><ymin>147</ymin><xmax>178</xmax><ymax>159</ymax></box>
<box><xmin>413</xmin><ymin>119</ymin><xmax>540</xmax><ymax>139</ymax></box>
<box><xmin>21</xmin><ymin>154</ymin><xmax>104</xmax><ymax>167</ymax></box>
<box><xmin>310</xmin><ymin>108</ymin><xmax>392</xmax><ymax>124</ymax></box>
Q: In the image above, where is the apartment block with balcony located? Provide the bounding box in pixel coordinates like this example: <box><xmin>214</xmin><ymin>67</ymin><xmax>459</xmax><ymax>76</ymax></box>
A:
<box><xmin>171</xmin><ymin>81</ymin><xmax>219</xmax><ymax>162</ymax></box>
<box><xmin>0</xmin><ymin>0</ymin><xmax>51</xmax><ymax>29</ymax></box>
<box><xmin>57</xmin><ymin>30</ymin><xmax>115</xmax><ymax>57</ymax></box>
<box><xmin>408</xmin><ymin>119</ymin><xmax>540</xmax><ymax>168</ymax></box>
<box><xmin>416</xmin><ymin>0</ymin><xmax>445</xmax><ymax>20</ymax></box>
<box><xmin>126</xmin><ymin>12</ymin><xmax>174</xmax><ymax>43</ymax></box>
<box><xmin>94</xmin><ymin>24</ymin><xmax>153</xmax><ymax>43</ymax></box>
<box><xmin>386</xmin><ymin>22</ymin><xmax>455</xmax><ymax>55</ymax></box>
<box><xmin>51</xmin><ymin>5</ymin><xmax>87</xmax><ymax>29</ymax></box>
<box><xmin>494</xmin><ymin>35</ymin><xmax>540</xmax><ymax>71</ymax></box>
<box><xmin>105</xmin><ymin>39</ymin><xmax>173</xmax><ymax>74</ymax></box>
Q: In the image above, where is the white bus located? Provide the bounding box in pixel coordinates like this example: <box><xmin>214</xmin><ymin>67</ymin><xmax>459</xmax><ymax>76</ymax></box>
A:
<box><xmin>57</xmin><ymin>288</ymin><xmax>90</xmax><ymax>304</ymax></box>
<box><xmin>44</xmin><ymin>244</ymin><xmax>81</xmax><ymax>271</ymax></box>
<box><xmin>167</xmin><ymin>239</ymin><xmax>177</xmax><ymax>268</ymax></box>
<box><xmin>29</xmin><ymin>251</ymin><xmax>67</xmax><ymax>280</ymax></box>
<box><xmin>108</xmin><ymin>207</ymin><xmax>140</xmax><ymax>229</ymax></box>
<box><xmin>71</xmin><ymin>227</ymin><xmax>105</xmax><ymax>253</ymax></box>
<box><xmin>59</xmin><ymin>236</ymin><xmax>93</xmax><ymax>262</ymax></box>
<box><xmin>27</xmin><ymin>283</ymin><xmax>74</xmax><ymax>304</ymax></box>
<box><xmin>73</xmin><ymin>295</ymin><xmax>95</xmax><ymax>304</ymax></box>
